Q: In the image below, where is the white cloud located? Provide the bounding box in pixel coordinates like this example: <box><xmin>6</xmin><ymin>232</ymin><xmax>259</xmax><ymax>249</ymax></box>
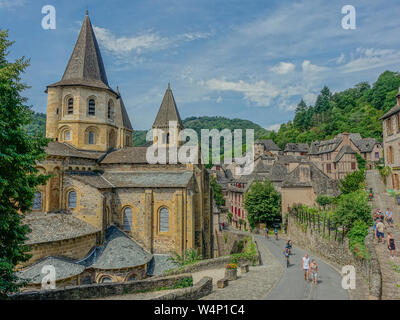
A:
<box><xmin>0</xmin><ymin>0</ymin><xmax>24</xmax><ymax>8</ymax></box>
<box><xmin>205</xmin><ymin>78</ymin><xmax>280</xmax><ymax>107</ymax></box>
<box><xmin>270</xmin><ymin>62</ymin><xmax>295</xmax><ymax>75</ymax></box>
<box><xmin>302</xmin><ymin>60</ymin><xmax>328</xmax><ymax>74</ymax></box>
<box><xmin>266</xmin><ymin>123</ymin><xmax>282</xmax><ymax>132</ymax></box>
<box><xmin>93</xmin><ymin>26</ymin><xmax>211</xmax><ymax>56</ymax></box>
<box><xmin>335</xmin><ymin>53</ymin><xmax>346</xmax><ymax>65</ymax></box>
<box><xmin>341</xmin><ymin>48</ymin><xmax>400</xmax><ymax>73</ymax></box>
<box><xmin>216</xmin><ymin>96</ymin><xmax>223</xmax><ymax>103</ymax></box>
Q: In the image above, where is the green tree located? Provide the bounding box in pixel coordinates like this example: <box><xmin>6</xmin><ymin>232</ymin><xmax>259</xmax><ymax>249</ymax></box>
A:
<box><xmin>332</xmin><ymin>190</ymin><xmax>372</xmax><ymax>230</ymax></box>
<box><xmin>244</xmin><ymin>180</ymin><xmax>281</xmax><ymax>228</ymax></box>
<box><xmin>210</xmin><ymin>176</ymin><xmax>224</xmax><ymax>206</ymax></box>
<box><xmin>0</xmin><ymin>29</ymin><xmax>49</xmax><ymax>297</ymax></box>
<box><xmin>356</xmin><ymin>154</ymin><xmax>366</xmax><ymax>170</ymax></box>
<box><xmin>338</xmin><ymin>170</ymin><xmax>366</xmax><ymax>194</ymax></box>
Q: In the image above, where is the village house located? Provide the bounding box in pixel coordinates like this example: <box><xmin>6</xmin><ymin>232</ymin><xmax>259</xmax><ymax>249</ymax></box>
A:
<box><xmin>380</xmin><ymin>87</ymin><xmax>400</xmax><ymax>190</ymax></box>
<box><xmin>20</xmin><ymin>12</ymin><xmax>213</xmax><ymax>286</ymax></box>
<box><xmin>254</xmin><ymin>139</ymin><xmax>281</xmax><ymax>158</ymax></box>
<box><xmin>284</xmin><ymin>143</ymin><xmax>309</xmax><ymax>156</ymax></box>
<box><xmin>308</xmin><ymin>132</ymin><xmax>382</xmax><ymax>180</ymax></box>
<box><xmin>280</xmin><ymin>162</ymin><xmax>340</xmax><ymax>221</ymax></box>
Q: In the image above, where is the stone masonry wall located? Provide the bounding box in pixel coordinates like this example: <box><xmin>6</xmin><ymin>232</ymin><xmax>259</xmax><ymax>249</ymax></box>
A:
<box><xmin>20</xmin><ymin>233</ymin><xmax>99</xmax><ymax>268</ymax></box>
<box><xmin>9</xmin><ymin>274</ymin><xmax>193</xmax><ymax>300</ymax></box>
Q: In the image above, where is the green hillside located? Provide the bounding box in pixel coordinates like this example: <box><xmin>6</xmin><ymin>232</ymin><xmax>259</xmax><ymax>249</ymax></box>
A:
<box><xmin>26</xmin><ymin>113</ymin><xmax>270</xmax><ymax>148</ymax></box>
<box><xmin>263</xmin><ymin>70</ymin><xmax>400</xmax><ymax>149</ymax></box>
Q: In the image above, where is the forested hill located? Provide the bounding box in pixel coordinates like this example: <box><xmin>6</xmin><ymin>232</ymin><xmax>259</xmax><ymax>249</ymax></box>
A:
<box><xmin>133</xmin><ymin>116</ymin><xmax>271</xmax><ymax>146</ymax></box>
<box><xmin>26</xmin><ymin>113</ymin><xmax>271</xmax><ymax>147</ymax></box>
<box><xmin>263</xmin><ymin>70</ymin><xmax>400</xmax><ymax>149</ymax></box>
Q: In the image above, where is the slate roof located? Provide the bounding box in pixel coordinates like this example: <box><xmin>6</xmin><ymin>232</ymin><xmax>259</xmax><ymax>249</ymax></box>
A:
<box><xmin>90</xmin><ymin>226</ymin><xmax>153</xmax><ymax>270</ymax></box>
<box><xmin>17</xmin><ymin>256</ymin><xmax>85</xmax><ymax>284</ymax></box>
<box><xmin>284</xmin><ymin>143</ymin><xmax>309</xmax><ymax>153</ymax></box>
<box><xmin>45</xmin><ymin>141</ymin><xmax>106</xmax><ymax>160</ymax></box>
<box><xmin>334</xmin><ymin>145</ymin><xmax>356</xmax><ymax>162</ymax></box>
<box><xmin>67</xmin><ymin>172</ymin><xmax>113</xmax><ymax>189</ymax></box>
<box><xmin>24</xmin><ymin>214</ymin><xmax>100</xmax><ymax>245</ymax></box>
<box><xmin>153</xmin><ymin>84</ymin><xmax>183</xmax><ymax>129</ymax></box>
<box><xmin>147</xmin><ymin>255</ymin><xmax>179</xmax><ymax>276</ymax></box>
<box><xmin>47</xmin><ymin>13</ymin><xmax>113</xmax><ymax>93</ymax></box>
<box><xmin>100</xmin><ymin>147</ymin><xmax>149</xmax><ymax>164</ymax></box>
<box><xmin>101</xmin><ymin>171</ymin><xmax>193</xmax><ymax>188</ymax></box>
<box><xmin>281</xmin><ymin>162</ymin><xmax>340</xmax><ymax>197</ymax></box>
<box><xmin>255</xmin><ymin>139</ymin><xmax>281</xmax><ymax>151</ymax></box>
<box><xmin>116</xmin><ymin>87</ymin><xmax>133</xmax><ymax>131</ymax></box>
<box><xmin>351</xmin><ymin>137</ymin><xmax>380</xmax><ymax>153</ymax></box>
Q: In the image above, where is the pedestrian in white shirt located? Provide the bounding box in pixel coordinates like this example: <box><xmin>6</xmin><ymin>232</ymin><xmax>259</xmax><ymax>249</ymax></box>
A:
<box><xmin>302</xmin><ymin>253</ymin><xmax>310</xmax><ymax>282</ymax></box>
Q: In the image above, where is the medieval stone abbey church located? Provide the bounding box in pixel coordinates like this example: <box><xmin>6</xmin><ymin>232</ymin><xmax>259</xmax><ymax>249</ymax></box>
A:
<box><xmin>19</xmin><ymin>13</ymin><xmax>212</xmax><ymax>287</ymax></box>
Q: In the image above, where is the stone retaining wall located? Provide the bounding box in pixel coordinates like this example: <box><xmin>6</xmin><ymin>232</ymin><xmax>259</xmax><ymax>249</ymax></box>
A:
<box><xmin>288</xmin><ymin>215</ymin><xmax>381</xmax><ymax>299</ymax></box>
<box><xmin>152</xmin><ymin>277</ymin><xmax>213</xmax><ymax>300</ymax></box>
<box><xmin>9</xmin><ymin>274</ymin><xmax>192</xmax><ymax>300</ymax></box>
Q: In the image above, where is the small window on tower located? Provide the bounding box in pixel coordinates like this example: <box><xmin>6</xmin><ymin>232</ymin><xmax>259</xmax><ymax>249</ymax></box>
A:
<box><xmin>67</xmin><ymin>98</ymin><xmax>73</xmax><ymax>114</ymax></box>
<box><xmin>108</xmin><ymin>100</ymin><xmax>114</xmax><ymax>119</ymax></box>
<box><xmin>65</xmin><ymin>130</ymin><xmax>71</xmax><ymax>141</ymax></box>
<box><xmin>88</xmin><ymin>99</ymin><xmax>96</xmax><ymax>116</ymax></box>
<box><xmin>88</xmin><ymin>131</ymin><xmax>95</xmax><ymax>144</ymax></box>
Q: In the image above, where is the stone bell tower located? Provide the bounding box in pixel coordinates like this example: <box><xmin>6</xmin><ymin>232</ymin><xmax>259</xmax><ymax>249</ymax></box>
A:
<box><xmin>45</xmin><ymin>11</ymin><xmax>133</xmax><ymax>152</ymax></box>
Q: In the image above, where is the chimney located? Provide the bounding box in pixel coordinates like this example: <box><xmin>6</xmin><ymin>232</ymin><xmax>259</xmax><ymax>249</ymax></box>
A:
<box><xmin>342</xmin><ymin>132</ymin><xmax>350</xmax><ymax>145</ymax></box>
<box><xmin>298</xmin><ymin>164</ymin><xmax>311</xmax><ymax>183</ymax></box>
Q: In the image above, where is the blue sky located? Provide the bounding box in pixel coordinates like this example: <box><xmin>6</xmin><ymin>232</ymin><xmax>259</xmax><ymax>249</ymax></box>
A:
<box><xmin>1</xmin><ymin>0</ymin><xmax>400</xmax><ymax>130</ymax></box>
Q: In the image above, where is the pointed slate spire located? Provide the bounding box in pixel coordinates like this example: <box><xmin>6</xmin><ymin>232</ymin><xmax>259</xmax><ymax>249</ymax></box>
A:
<box><xmin>48</xmin><ymin>12</ymin><xmax>111</xmax><ymax>91</ymax></box>
<box><xmin>116</xmin><ymin>87</ymin><xmax>133</xmax><ymax>130</ymax></box>
<box><xmin>152</xmin><ymin>84</ymin><xmax>183</xmax><ymax>129</ymax></box>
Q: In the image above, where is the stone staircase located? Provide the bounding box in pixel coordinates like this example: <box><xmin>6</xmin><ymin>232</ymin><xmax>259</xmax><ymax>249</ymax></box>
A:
<box><xmin>366</xmin><ymin>170</ymin><xmax>400</xmax><ymax>299</ymax></box>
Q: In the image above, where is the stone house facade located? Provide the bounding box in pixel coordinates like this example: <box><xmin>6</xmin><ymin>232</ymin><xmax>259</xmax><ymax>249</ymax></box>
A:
<box><xmin>380</xmin><ymin>87</ymin><xmax>400</xmax><ymax>190</ymax></box>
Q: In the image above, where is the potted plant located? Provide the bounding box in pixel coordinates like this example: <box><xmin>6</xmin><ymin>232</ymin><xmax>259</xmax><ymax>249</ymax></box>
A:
<box><xmin>225</xmin><ymin>263</ymin><xmax>238</xmax><ymax>280</ymax></box>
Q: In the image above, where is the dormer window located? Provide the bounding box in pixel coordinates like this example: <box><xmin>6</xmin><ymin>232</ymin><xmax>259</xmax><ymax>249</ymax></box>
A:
<box><xmin>88</xmin><ymin>99</ymin><xmax>96</xmax><ymax>116</ymax></box>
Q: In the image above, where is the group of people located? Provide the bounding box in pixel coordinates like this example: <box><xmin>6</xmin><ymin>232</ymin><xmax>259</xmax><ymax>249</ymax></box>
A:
<box><xmin>374</xmin><ymin>208</ymin><xmax>396</xmax><ymax>259</ymax></box>
<box><xmin>265</xmin><ymin>226</ymin><xmax>279</xmax><ymax>240</ymax></box>
<box><xmin>302</xmin><ymin>253</ymin><xmax>319</xmax><ymax>284</ymax></box>
<box><xmin>281</xmin><ymin>241</ymin><xmax>319</xmax><ymax>284</ymax></box>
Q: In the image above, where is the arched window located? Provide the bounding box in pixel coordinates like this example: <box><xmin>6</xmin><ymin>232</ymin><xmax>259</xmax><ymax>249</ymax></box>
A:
<box><xmin>68</xmin><ymin>190</ymin><xmax>77</xmax><ymax>209</ymax></box>
<box><xmin>32</xmin><ymin>192</ymin><xmax>42</xmax><ymax>210</ymax></box>
<box><xmin>88</xmin><ymin>99</ymin><xmax>96</xmax><ymax>116</ymax></box>
<box><xmin>64</xmin><ymin>130</ymin><xmax>71</xmax><ymax>141</ymax></box>
<box><xmin>100</xmin><ymin>276</ymin><xmax>112</xmax><ymax>283</ymax></box>
<box><xmin>123</xmin><ymin>207</ymin><xmax>133</xmax><ymax>231</ymax></box>
<box><xmin>88</xmin><ymin>131</ymin><xmax>95</xmax><ymax>145</ymax></box>
<box><xmin>107</xmin><ymin>100</ymin><xmax>114</xmax><ymax>119</ymax></box>
<box><xmin>159</xmin><ymin>207</ymin><xmax>169</xmax><ymax>232</ymax></box>
<box><xmin>67</xmin><ymin>98</ymin><xmax>74</xmax><ymax>114</ymax></box>
<box><xmin>127</xmin><ymin>274</ymin><xmax>136</xmax><ymax>281</ymax></box>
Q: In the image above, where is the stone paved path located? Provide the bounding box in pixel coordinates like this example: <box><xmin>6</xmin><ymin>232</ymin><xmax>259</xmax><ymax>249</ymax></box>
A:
<box><xmin>366</xmin><ymin>170</ymin><xmax>400</xmax><ymax>300</ymax></box>
<box><xmin>200</xmin><ymin>236</ymin><xmax>283</xmax><ymax>300</ymax></box>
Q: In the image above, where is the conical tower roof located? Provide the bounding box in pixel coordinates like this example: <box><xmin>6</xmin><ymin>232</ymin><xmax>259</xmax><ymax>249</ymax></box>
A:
<box><xmin>47</xmin><ymin>11</ymin><xmax>112</xmax><ymax>92</ymax></box>
<box><xmin>152</xmin><ymin>83</ymin><xmax>183</xmax><ymax>128</ymax></box>
<box><xmin>116</xmin><ymin>87</ymin><xmax>133</xmax><ymax>131</ymax></box>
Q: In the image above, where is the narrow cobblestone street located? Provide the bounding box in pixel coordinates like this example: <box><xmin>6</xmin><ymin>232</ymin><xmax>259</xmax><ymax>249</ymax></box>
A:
<box><xmin>366</xmin><ymin>170</ymin><xmax>400</xmax><ymax>299</ymax></box>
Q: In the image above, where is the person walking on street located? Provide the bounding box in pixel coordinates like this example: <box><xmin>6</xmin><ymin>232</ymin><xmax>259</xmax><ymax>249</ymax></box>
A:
<box><xmin>265</xmin><ymin>226</ymin><xmax>269</xmax><ymax>238</ymax></box>
<box><xmin>376</xmin><ymin>220</ymin><xmax>385</xmax><ymax>243</ymax></box>
<box><xmin>302</xmin><ymin>253</ymin><xmax>310</xmax><ymax>282</ymax></box>
<box><xmin>274</xmin><ymin>227</ymin><xmax>278</xmax><ymax>240</ymax></box>
<box><xmin>310</xmin><ymin>260</ymin><xmax>319</xmax><ymax>284</ymax></box>
<box><xmin>283</xmin><ymin>247</ymin><xmax>290</xmax><ymax>267</ymax></box>
<box><xmin>387</xmin><ymin>210</ymin><xmax>394</xmax><ymax>227</ymax></box>
<box><xmin>388</xmin><ymin>232</ymin><xmax>396</xmax><ymax>259</ymax></box>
